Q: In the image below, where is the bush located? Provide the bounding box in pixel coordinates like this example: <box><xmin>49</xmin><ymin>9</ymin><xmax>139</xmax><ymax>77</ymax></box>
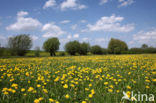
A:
<box><xmin>8</xmin><ymin>34</ymin><xmax>32</xmax><ymax>56</ymax></box>
<box><xmin>43</xmin><ymin>37</ymin><xmax>60</xmax><ymax>56</ymax></box>
<box><xmin>58</xmin><ymin>51</ymin><xmax>66</xmax><ymax>56</ymax></box>
<box><xmin>91</xmin><ymin>45</ymin><xmax>103</xmax><ymax>55</ymax></box>
<box><xmin>108</xmin><ymin>38</ymin><xmax>128</xmax><ymax>54</ymax></box>
<box><xmin>65</xmin><ymin>40</ymin><xmax>81</xmax><ymax>55</ymax></box>
<box><xmin>79</xmin><ymin>42</ymin><xmax>90</xmax><ymax>55</ymax></box>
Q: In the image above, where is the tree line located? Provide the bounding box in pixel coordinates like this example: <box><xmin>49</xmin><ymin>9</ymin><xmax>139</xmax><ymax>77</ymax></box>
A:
<box><xmin>0</xmin><ymin>34</ymin><xmax>156</xmax><ymax>56</ymax></box>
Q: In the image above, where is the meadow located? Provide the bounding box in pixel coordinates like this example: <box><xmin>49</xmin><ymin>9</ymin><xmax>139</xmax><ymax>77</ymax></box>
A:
<box><xmin>0</xmin><ymin>54</ymin><xmax>156</xmax><ymax>103</ymax></box>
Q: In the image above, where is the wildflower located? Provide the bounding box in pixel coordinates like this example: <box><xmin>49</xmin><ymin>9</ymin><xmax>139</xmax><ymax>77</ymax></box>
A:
<box><xmin>91</xmin><ymin>89</ymin><xmax>95</xmax><ymax>94</ymax></box>
<box><xmin>28</xmin><ymin>87</ymin><xmax>34</xmax><ymax>92</ymax></box>
<box><xmin>21</xmin><ymin>88</ymin><xmax>25</xmax><ymax>92</ymax></box>
<box><xmin>85</xmin><ymin>88</ymin><xmax>89</xmax><ymax>91</ymax></box>
<box><xmin>82</xmin><ymin>101</ymin><xmax>87</xmax><ymax>103</ymax></box>
<box><xmin>88</xmin><ymin>94</ymin><xmax>93</xmax><ymax>98</ymax></box>
<box><xmin>104</xmin><ymin>82</ymin><xmax>108</xmax><ymax>85</ymax></box>
<box><xmin>11</xmin><ymin>89</ymin><xmax>16</xmax><ymax>93</ymax></box>
<box><xmin>37</xmin><ymin>84</ymin><xmax>41</xmax><ymax>88</ymax></box>
<box><xmin>43</xmin><ymin>89</ymin><xmax>48</xmax><ymax>93</ymax></box>
<box><xmin>63</xmin><ymin>84</ymin><xmax>68</xmax><ymax>88</ymax></box>
<box><xmin>34</xmin><ymin>99</ymin><xmax>40</xmax><ymax>103</ymax></box>
<box><xmin>108</xmin><ymin>89</ymin><xmax>113</xmax><ymax>93</ymax></box>
<box><xmin>109</xmin><ymin>85</ymin><xmax>114</xmax><ymax>88</ymax></box>
<box><xmin>127</xmin><ymin>85</ymin><xmax>131</xmax><ymax>89</ymax></box>
<box><xmin>126</xmin><ymin>91</ymin><xmax>131</xmax><ymax>98</ymax></box>
<box><xmin>65</xmin><ymin>94</ymin><xmax>70</xmax><ymax>99</ymax></box>
<box><xmin>49</xmin><ymin>98</ymin><xmax>54</xmax><ymax>102</ymax></box>
<box><xmin>89</xmin><ymin>83</ymin><xmax>92</xmax><ymax>87</ymax></box>
<box><xmin>3</xmin><ymin>91</ymin><xmax>9</xmax><ymax>95</ymax></box>
<box><xmin>39</xmin><ymin>97</ymin><xmax>43</xmax><ymax>101</ymax></box>
<box><xmin>146</xmin><ymin>86</ymin><xmax>150</xmax><ymax>89</ymax></box>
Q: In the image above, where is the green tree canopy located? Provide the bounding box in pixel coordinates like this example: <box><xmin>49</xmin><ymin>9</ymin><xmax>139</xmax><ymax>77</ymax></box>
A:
<box><xmin>79</xmin><ymin>42</ymin><xmax>90</xmax><ymax>55</ymax></box>
<box><xmin>91</xmin><ymin>45</ymin><xmax>103</xmax><ymax>54</ymax></box>
<box><xmin>108</xmin><ymin>38</ymin><xmax>128</xmax><ymax>54</ymax></box>
<box><xmin>65</xmin><ymin>40</ymin><xmax>81</xmax><ymax>55</ymax></box>
<box><xmin>8</xmin><ymin>34</ymin><xmax>32</xmax><ymax>56</ymax></box>
<box><xmin>43</xmin><ymin>37</ymin><xmax>60</xmax><ymax>56</ymax></box>
<box><xmin>141</xmin><ymin>44</ymin><xmax>148</xmax><ymax>49</ymax></box>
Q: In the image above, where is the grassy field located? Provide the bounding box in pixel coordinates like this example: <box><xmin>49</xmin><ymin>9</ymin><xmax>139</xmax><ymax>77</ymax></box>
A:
<box><xmin>0</xmin><ymin>54</ymin><xmax>156</xmax><ymax>103</ymax></box>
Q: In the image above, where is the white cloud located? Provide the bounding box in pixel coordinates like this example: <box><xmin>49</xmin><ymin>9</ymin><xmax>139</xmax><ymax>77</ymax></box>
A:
<box><xmin>82</xmin><ymin>37</ymin><xmax>89</xmax><ymax>41</ymax></box>
<box><xmin>6</xmin><ymin>11</ymin><xmax>41</xmax><ymax>31</ymax></box>
<box><xmin>73</xmin><ymin>33</ymin><xmax>79</xmax><ymax>38</ymax></box>
<box><xmin>0</xmin><ymin>35</ymin><xmax>6</xmax><ymax>41</ymax></box>
<box><xmin>60</xmin><ymin>0</ymin><xmax>87</xmax><ymax>11</ymax></box>
<box><xmin>132</xmin><ymin>29</ymin><xmax>156</xmax><ymax>46</ymax></box>
<box><xmin>31</xmin><ymin>35</ymin><xmax>39</xmax><ymax>41</ymax></box>
<box><xmin>60</xmin><ymin>20</ymin><xmax>71</xmax><ymax>24</ymax></box>
<box><xmin>87</xmin><ymin>15</ymin><xmax>134</xmax><ymax>32</ymax></box>
<box><xmin>42</xmin><ymin>23</ymin><xmax>66</xmax><ymax>38</ymax></box>
<box><xmin>43</xmin><ymin>0</ymin><xmax>56</xmax><ymax>9</ymax></box>
<box><xmin>118</xmin><ymin>0</ymin><xmax>134</xmax><ymax>7</ymax></box>
<box><xmin>17</xmin><ymin>11</ymin><xmax>28</xmax><ymax>17</ymax></box>
<box><xmin>71</xmin><ymin>24</ymin><xmax>77</xmax><ymax>30</ymax></box>
<box><xmin>100</xmin><ymin>0</ymin><xmax>108</xmax><ymax>5</ymax></box>
<box><xmin>67</xmin><ymin>35</ymin><xmax>72</xmax><ymax>39</ymax></box>
<box><xmin>95</xmin><ymin>38</ymin><xmax>109</xmax><ymax>42</ymax></box>
<box><xmin>80</xmin><ymin>20</ymin><xmax>87</xmax><ymax>23</ymax></box>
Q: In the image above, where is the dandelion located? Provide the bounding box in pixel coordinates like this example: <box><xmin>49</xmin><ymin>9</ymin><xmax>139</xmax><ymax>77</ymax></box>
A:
<box><xmin>65</xmin><ymin>94</ymin><xmax>70</xmax><ymax>99</ymax></box>
<box><xmin>21</xmin><ymin>88</ymin><xmax>25</xmax><ymax>92</ymax></box>
<box><xmin>28</xmin><ymin>87</ymin><xmax>34</xmax><ymax>92</ymax></box>
<box><xmin>108</xmin><ymin>89</ymin><xmax>113</xmax><ymax>93</ymax></box>
<box><xmin>104</xmin><ymin>82</ymin><xmax>108</xmax><ymax>85</ymax></box>
<box><xmin>34</xmin><ymin>99</ymin><xmax>40</xmax><ymax>103</ymax></box>
<box><xmin>146</xmin><ymin>86</ymin><xmax>150</xmax><ymax>89</ymax></box>
<box><xmin>37</xmin><ymin>84</ymin><xmax>41</xmax><ymax>88</ymax></box>
<box><xmin>127</xmin><ymin>85</ymin><xmax>131</xmax><ymax>89</ymax></box>
<box><xmin>82</xmin><ymin>101</ymin><xmax>87</xmax><ymax>103</ymax></box>
<box><xmin>43</xmin><ymin>89</ymin><xmax>48</xmax><ymax>93</ymax></box>
<box><xmin>63</xmin><ymin>84</ymin><xmax>68</xmax><ymax>88</ymax></box>
<box><xmin>88</xmin><ymin>94</ymin><xmax>93</xmax><ymax>98</ymax></box>
<box><xmin>49</xmin><ymin>98</ymin><xmax>54</xmax><ymax>102</ymax></box>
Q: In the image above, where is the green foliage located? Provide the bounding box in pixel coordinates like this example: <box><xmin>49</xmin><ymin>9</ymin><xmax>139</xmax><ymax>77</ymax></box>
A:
<box><xmin>102</xmin><ymin>48</ymin><xmax>108</xmax><ymax>54</ymax></box>
<box><xmin>34</xmin><ymin>46</ymin><xmax>40</xmax><ymax>57</ymax></box>
<box><xmin>128</xmin><ymin>47</ymin><xmax>156</xmax><ymax>54</ymax></box>
<box><xmin>65</xmin><ymin>40</ymin><xmax>81</xmax><ymax>55</ymax></box>
<box><xmin>108</xmin><ymin>38</ymin><xmax>128</xmax><ymax>54</ymax></box>
<box><xmin>79</xmin><ymin>42</ymin><xmax>90</xmax><ymax>55</ymax></box>
<box><xmin>91</xmin><ymin>45</ymin><xmax>103</xmax><ymax>55</ymax></box>
<box><xmin>43</xmin><ymin>37</ymin><xmax>60</xmax><ymax>56</ymax></box>
<box><xmin>141</xmin><ymin>44</ymin><xmax>148</xmax><ymax>49</ymax></box>
<box><xmin>8</xmin><ymin>34</ymin><xmax>32</xmax><ymax>56</ymax></box>
<box><xmin>57</xmin><ymin>51</ymin><xmax>66</xmax><ymax>56</ymax></box>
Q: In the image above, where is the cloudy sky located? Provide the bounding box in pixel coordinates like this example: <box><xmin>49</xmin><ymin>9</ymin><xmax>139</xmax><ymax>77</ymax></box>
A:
<box><xmin>0</xmin><ymin>0</ymin><xmax>156</xmax><ymax>50</ymax></box>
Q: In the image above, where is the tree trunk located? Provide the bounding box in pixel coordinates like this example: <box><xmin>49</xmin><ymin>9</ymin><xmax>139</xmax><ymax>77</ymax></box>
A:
<box><xmin>50</xmin><ymin>52</ymin><xmax>52</xmax><ymax>56</ymax></box>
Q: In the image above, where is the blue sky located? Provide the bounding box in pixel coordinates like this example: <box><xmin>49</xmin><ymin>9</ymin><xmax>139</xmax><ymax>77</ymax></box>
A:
<box><xmin>0</xmin><ymin>0</ymin><xmax>156</xmax><ymax>50</ymax></box>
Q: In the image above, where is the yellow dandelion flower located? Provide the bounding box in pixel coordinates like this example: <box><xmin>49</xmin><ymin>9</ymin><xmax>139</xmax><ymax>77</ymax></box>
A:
<box><xmin>49</xmin><ymin>98</ymin><xmax>54</xmax><ymax>102</ymax></box>
<box><xmin>63</xmin><ymin>84</ymin><xmax>68</xmax><ymax>88</ymax></box>
<box><xmin>65</xmin><ymin>94</ymin><xmax>70</xmax><ymax>99</ymax></box>
<box><xmin>21</xmin><ymin>88</ymin><xmax>25</xmax><ymax>92</ymax></box>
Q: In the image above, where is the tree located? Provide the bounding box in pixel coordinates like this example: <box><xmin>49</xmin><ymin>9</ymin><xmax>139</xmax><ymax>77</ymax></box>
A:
<box><xmin>43</xmin><ymin>37</ymin><xmax>60</xmax><ymax>56</ymax></box>
<box><xmin>65</xmin><ymin>40</ymin><xmax>80</xmax><ymax>55</ymax></box>
<box><xmin>8</xmin><ymin>34</ymin><xmax>32</xmax><ymax>56</ymax></box>
<box><xmin>108</xmin><ymin>38</ymin><xmax>128</xmax><ymax>54</ymax></box>
<box><xmin>91</xmin><ymin>45</ymin><xmax>103</xmax><ymax>54</ymax></box>
<box><xmin>141</xmin><ymin>44</ymin><xmax>148</xmax><ymax>49</ymax></box>
<box><xmin>79</xmin><ymin>42</ymin><xmax>90</xmax><ymax>55</ymax></box>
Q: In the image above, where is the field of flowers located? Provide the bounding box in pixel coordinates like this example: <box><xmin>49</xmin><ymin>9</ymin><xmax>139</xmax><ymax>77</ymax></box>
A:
<box><xmin>0</xmin><ymin>54</ymin><xmax>156</xmax><ymax>103</ymax></box>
